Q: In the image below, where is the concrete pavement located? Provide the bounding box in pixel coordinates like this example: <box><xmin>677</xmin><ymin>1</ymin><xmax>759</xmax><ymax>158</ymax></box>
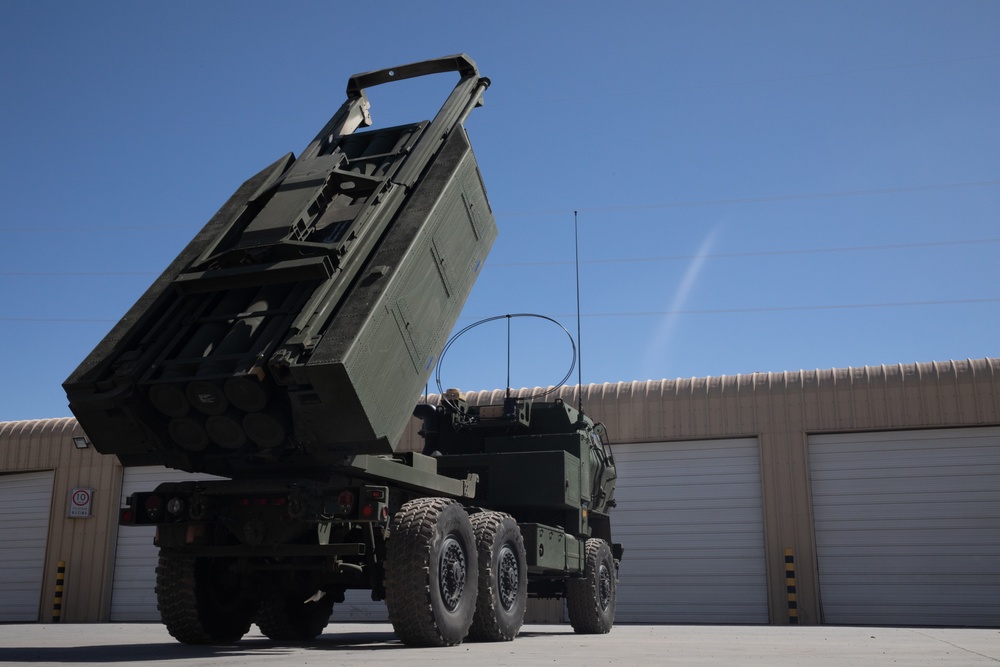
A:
<box><xmin>0</xmin><ymin>623</ymin><xmax>998</xmax><ymax>666</ymax></box>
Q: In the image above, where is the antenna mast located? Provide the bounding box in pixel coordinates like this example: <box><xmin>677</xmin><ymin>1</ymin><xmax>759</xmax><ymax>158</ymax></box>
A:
<box><xmin>574</xmin><ymin>211</ymin><xmax>584</xmax><ymax>414</ymax></box>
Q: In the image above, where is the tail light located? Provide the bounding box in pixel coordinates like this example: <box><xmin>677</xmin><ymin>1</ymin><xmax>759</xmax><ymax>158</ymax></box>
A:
<box><xmin>359</xmin><ymin>486</ymin><xmax>388</xmax><ymax>521</ymax></box>
<box><xmin>143</xmin><ymin>494</ymin><xmax>164</xmax><ymax>522</ymax></box>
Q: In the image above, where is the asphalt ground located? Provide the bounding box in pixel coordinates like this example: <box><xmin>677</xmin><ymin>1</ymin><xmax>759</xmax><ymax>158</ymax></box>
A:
<box><xmin>0</xmin><ymin>623</ymin><xmax>998</xmax><ymax>666</ymax></box>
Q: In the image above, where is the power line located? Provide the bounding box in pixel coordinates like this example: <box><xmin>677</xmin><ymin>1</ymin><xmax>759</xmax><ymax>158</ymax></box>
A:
<box><xmin>4</xmin><ymin>237</ymin><xmax>998</xmax><ymax>277</ymax></box>
<box><xmin>492</xmin><ymin>53</ymin><xmax>1000</xmax><ymax>109</ymax></box>
<box><xmin>494</xmin><ymin>179</ymin><xmax>1000</xmax><ymax>218</ymax></box>
<box><xmin>488</xmin><ymin>238</ymin><xmax>1000</xmax><ymax>268</ymax></box>
<box><xmin>6</xmin><ymin>296</ymin><xmax>998</xmax><ymax>325</ymax></box>
<box><xmin>1</xmin><ymin>178</ymin><xmax>997</xmax><ymax>234</ymax></box>
<box><xmin>0</xmin><ymin>317</ymin><xmax>120</xmax><ymax>323</ymax></box>
<box><xmin>552</xmin><ymin>297</ymin><xmax>1000</xmax><ymax>319</ymax></box>
<box><xmin>0</xmin><ymin>271</ymin><xmax>159</xmax><ymax>277</ymax></box>
<box><xmin>676</xmin><ymin>52</ymin><xmax>1000</xmax><ymax>91</ymax></box>
<box><xmin>0</xmin><ymin>224</ymin><xmax>196</xmax><ymax>234</ymax></box>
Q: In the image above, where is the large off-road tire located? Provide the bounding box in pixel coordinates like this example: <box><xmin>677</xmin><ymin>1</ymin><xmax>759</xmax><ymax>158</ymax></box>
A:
<box><xmin>566</xmin><ymin>538</ymin><xmax>616</xmax><ymax>634</ymax></box>
<box><xmin>156</xmin><ymin>553</ymin><xmax>257</xmax><ymax>644</ymax></box>
<box><xmin>468</xmin><ymin>512</ymin><xmax>527</xmax><ymax>642</ymax></box>
<box><xmin>384</xmin><ymin>497</ymin><xmax>479</xmax><ymax>647</ymax></box>
<box><xmin>256</xmin><ymin>589</ymin><xmax>335</xmax><ymax>641</ymax></box>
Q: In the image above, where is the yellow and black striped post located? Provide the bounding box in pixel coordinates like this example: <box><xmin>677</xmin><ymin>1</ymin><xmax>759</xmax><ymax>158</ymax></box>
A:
<box><xmin>52</xmin><ymin>561</ymin><xmax>65</xmax><ymax>623</ymax></box>
<box><xmin>784</xmin><ymin>548</ymin><xmax>798</xmax><ymax>625</ymax></box>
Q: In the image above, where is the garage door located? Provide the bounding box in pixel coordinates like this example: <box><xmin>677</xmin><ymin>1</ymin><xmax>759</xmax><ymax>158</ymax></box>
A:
<box><xmin>611</xmin><ymin>438</ymin><xmax>768</xmax><ymax>623</ymax></box>
<box><xmin>0</xmin><ymin>470</ymin><xmax>54</xmax><ymax>622</ymax></box>
<box><xmin>809</xmin><ymin>427</ymin><xmax>1000</xmax><ymax>626</ymax></box>
<box><xmin>110</xmin><ymin>466</ymin><xmax>387</xmax><ymax>623</ymax></box>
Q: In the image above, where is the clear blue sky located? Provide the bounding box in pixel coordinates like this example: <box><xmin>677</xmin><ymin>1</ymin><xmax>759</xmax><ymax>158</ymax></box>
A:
<box><xmin>1</xmin><ymin>1</ymin><xmax>998</xmax><ymax>421</ymax></box>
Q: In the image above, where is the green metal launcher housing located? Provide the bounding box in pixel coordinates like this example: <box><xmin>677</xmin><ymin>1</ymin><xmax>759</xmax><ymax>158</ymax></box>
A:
<box><xmin>64</xmin><ymin>55</ymin><xmax>496</xmax><ymax>478</ymax></box>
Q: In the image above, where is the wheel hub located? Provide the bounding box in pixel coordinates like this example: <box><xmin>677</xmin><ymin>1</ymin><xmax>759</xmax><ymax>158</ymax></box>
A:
<box><xmin>597</xmin><ymin>562</ymin><xmax>612</xmax><ymax>612</ymax></box>
<box><xmin>498</xmin><ymin>544</ymin><xmax>520</xmax><ymax>611</ymax></box>
<box><xmin>439</xmin><ymin>535</ymin><xmax>467</xmax><ymax>611</ymax></box>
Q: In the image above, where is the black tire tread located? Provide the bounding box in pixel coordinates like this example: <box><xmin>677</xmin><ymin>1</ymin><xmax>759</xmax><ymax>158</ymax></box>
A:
<box><xmin>566</xmin><ymin>538</ymin><xmax>616</xmax><ymax>634</ymax></box>
<box><xmin>256</xmin><ymin>590</ymin><xmax>334</xmax><ymax>641</ymax></box>
<box><xmin>384</xmin><ymin>497</ymin><xmax>477</xmax><ymax>647</ymax></box>
<box><xmin>156</xmin><ymin>554</ymin><xmax>254</xmax><ymax>644</ymax></box>
<box><xmin>468</xmin><ymin>511</ymin><xmax>527</xmax><ymax>642</ymax></box>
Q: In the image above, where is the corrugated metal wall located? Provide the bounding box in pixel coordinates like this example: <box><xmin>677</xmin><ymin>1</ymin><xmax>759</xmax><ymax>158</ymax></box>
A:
<box><xmin>0</xmin><ymin>418</ymin><xmax>122</xmax><ymax>622</ymax></box>
<box><xmin>2</xmin><ymin>357</ymin><xmax>998</xmax><ymax>624</ymax></box>
<box><xmin>404</xmin><ymin>359</ymin><xmax>1000</xmax><ymax>446</ymax></box>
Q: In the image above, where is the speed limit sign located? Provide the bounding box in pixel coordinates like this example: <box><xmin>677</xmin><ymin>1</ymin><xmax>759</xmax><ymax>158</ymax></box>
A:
<box><xmin>68</xmin><ymin>488</ymin><xmax>94</xmax><ymax>518</ymax></box>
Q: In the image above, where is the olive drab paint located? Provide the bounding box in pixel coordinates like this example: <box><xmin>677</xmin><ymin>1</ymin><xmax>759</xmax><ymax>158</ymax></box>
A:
<box><xmin>64</xmin><ymin>55</ymin><xmax>496</xmax><ymax>475</ymax></box>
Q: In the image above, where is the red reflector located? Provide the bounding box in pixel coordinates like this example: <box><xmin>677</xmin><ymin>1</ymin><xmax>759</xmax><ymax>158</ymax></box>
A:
<box><xmin>122</xmin><ymin>509</ymin><xmax>134</xmax><ymax>523</ymax></box>
<box><xmin>368</xmin><ymin>489</ymin><xmax>384</xmax><ymax>499</ymax></box>
<box><xmin>239</xmin><ymin>498</ymin><xmax>251</xmax><ymax>506</ymax></box>
<box><xmin>361</xmin><ymin>504</ymin><xmax>374</xmax><ymax>518</ymax></box>
<box><xmin>255</xmin><ymin>498</ymin><xmax>268</xmax><ymax>506</ymax></box>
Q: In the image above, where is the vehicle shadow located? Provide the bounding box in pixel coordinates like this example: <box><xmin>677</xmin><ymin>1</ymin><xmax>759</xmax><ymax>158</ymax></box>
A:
<box><xmin>0</xmin><ymin>626</ymin><xmax>578</xmax><ymax>662</ymax></box>
<box><xmin>0</xmin><ymin>631</ymin><xmax>403</xmax><ymax>663</ymax></box>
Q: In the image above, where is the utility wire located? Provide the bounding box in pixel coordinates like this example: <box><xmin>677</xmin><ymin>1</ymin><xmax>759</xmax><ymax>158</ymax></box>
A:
<box><xmin>6</xmin><ymin>297</ymin><xmax>999</xmax><ymax>325</ymax></box>
<box><xmin>488</xmin><ymin>238</ymin><xmax>1000</xmax><ymax>268</ymax></box>
<box><xmin>0</xmin><ymin>271</ymin><xmax>160</xmax><ymax>276</ymax></box>
<box><xmin>1</xmin><ymin>179</ymin><xmax>997</xmax><ymax>234</ymax></box>
<box><xmin>491</xmin><ymin>53</ymin><xmax>1000</xmax><ymax>109</ymax></box>
<box><xmin>546</xmin><ymin>297</ymin><xmax>1000</xmax><ymax>319</ymax></box>
<box><xmin>2</xmin><ymin>238</ymin><xmax>999</xmax><ymax>277</ymax></box>
<box><xmin>494</xmin><ymin>179</ymin><xmax>1000</xmax><ymax>218</ymax></box>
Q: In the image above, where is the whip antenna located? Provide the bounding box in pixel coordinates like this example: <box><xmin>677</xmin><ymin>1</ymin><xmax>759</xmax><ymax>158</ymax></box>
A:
<box><xmin>506</xmin><ymin>314</ymin><xmax>512</xmax><ymax>401</ymax></box>
<box><xmin>574</xmin><ymin>211</ymin><xmax>584</xmax><ymax>414</ymax></box>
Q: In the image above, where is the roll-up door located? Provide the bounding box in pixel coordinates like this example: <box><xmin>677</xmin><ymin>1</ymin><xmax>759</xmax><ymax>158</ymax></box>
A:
<box><xmin>809</xmin><ymin>427</ymin><xmax>1000</xmax><ymax>626</ymax></box>
<box><xmin>0</xmin><ymin>470</ymin><xmax>54</xmax><ymax>622</ymax></box>
<box><xmin>611</xmin><ymin>438</ymin><xmax>768</xmax><ymax>623</ymax></box>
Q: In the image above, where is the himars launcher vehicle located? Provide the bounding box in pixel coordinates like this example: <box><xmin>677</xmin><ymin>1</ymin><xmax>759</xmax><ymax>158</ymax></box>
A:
<box><xmin>64</xmin><ymin>55</ymin><xmax>621</xmax><ymax>647</ymax></box>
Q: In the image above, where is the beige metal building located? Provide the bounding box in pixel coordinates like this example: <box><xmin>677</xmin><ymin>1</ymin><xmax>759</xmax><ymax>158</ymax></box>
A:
<box><xmin>2</xmin><ymin>357</ymin><xmax>998</xmax><ymax>626</ymax></box>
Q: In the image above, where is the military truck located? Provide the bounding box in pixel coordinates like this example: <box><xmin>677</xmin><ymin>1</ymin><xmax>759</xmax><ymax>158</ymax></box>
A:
<box><xmin>64</xmin><ymin>54</ymin><xmax>621</xmax><ymax>647</ymax></box>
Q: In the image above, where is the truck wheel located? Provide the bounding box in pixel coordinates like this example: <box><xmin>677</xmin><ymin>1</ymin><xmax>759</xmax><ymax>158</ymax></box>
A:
<box><xmin>566</xmin><ymin>538</ymin><xmax>616</xmax><ymax>634</ymax></box>
<box><xmin>256</xmin><ymin>589</ymin><xmax>334</xmax><ymax>641</ymax></box>
<box><xmin>156</xmin><ymin>553</ymin><xmax>257</xmax><ymax>644</ymax></box>
<box><xmin>468</xmin><ymin>512</ymin><xmax>527</xmax><ymax>642</ymax></box>
<box><xmin>385</xmin><ymin>497</ymin><xmax>479</xmax><ymax>646</ymax></box>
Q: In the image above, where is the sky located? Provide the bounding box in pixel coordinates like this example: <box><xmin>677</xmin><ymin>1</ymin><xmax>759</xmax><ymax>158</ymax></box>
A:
<box><xmin>1</xmin><ymin>1</ymin><xmax>998</xmax><ymax>421</ymax></box>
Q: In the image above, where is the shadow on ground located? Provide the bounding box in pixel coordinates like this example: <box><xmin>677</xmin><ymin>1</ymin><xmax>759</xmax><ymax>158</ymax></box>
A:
<box><xmin>0</xmin><ymin>630</ymin><xmax>405</xmax><ymax>663</ymax></box>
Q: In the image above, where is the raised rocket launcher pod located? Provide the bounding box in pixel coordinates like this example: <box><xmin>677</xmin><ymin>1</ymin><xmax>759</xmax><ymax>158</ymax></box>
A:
<box><xmin>64</xmin><ymin>54</ymin><xmax>496</xmax><ymax>476</ymax></box>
